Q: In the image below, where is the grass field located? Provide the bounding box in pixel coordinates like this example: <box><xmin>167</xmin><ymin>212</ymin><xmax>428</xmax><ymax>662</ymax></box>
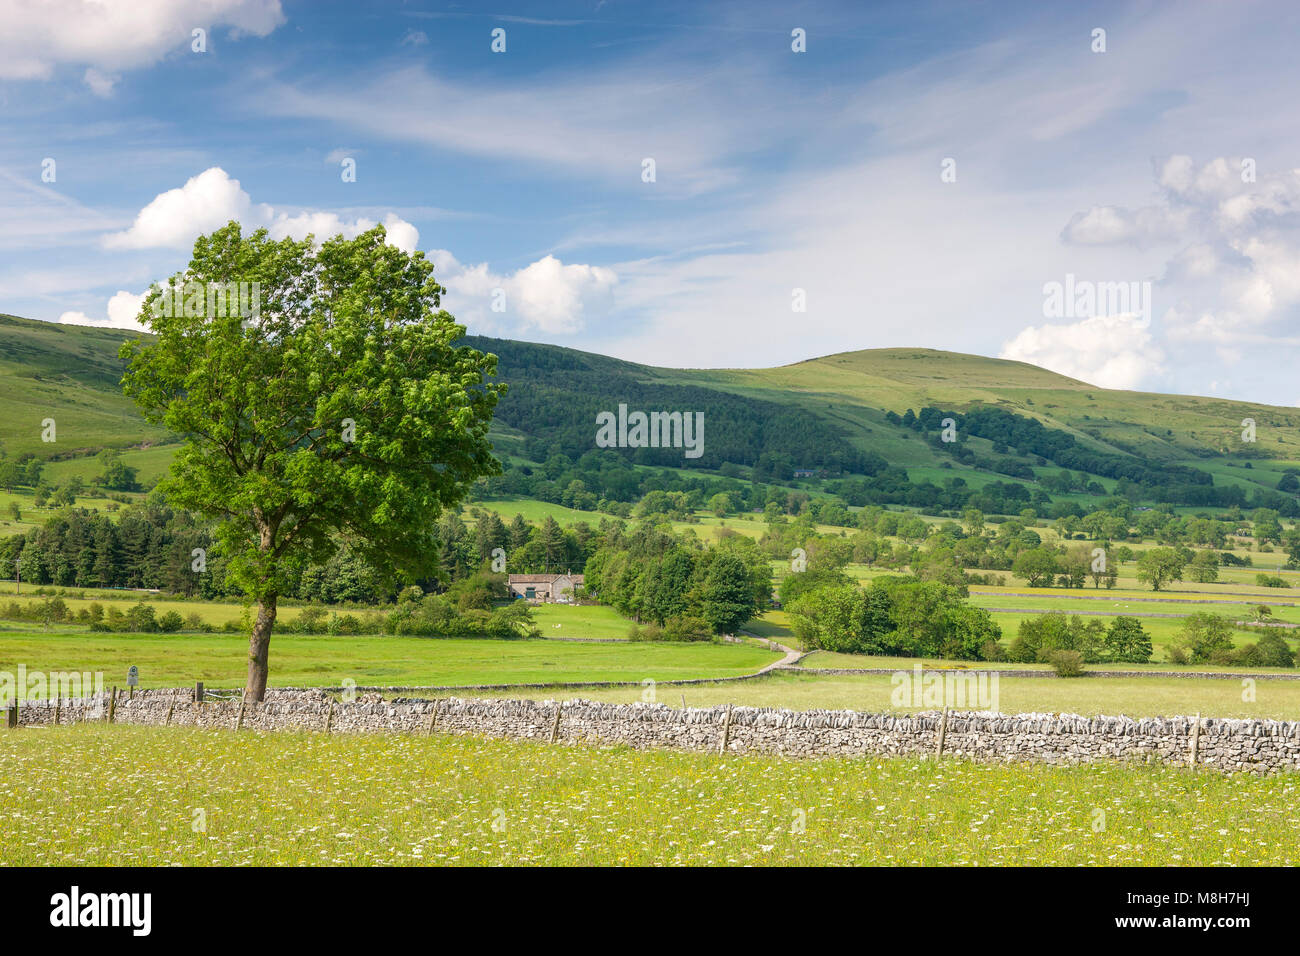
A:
<box><xmin>41</xmin><ymin>443</ymin><xmax>178</xmax><ymax>487</ymax></box>
<box><xmin>0</xmin><ymin>628</ymin><xmax>778</xmax><ymax>689</ymax></box>
<box><xmin>0</xmin><ymin>588</ymin><xmax>639</xmax><ymax>640</ymax></box>
<box><xmin>795</xmin><ymin>649</ymin><xmax>1300</xmax><ymax>675</ymax></box>
<box><xmin>467</xmin><ymin>497</ymin><xmax>850</xmax><ymax>542</ymax></box>
<box><xmin>454</xmin><ymin>669</ymin><xmax>1300</xmax><ymax>719</ymax></box>
<box><xmin>0</xmin><ymin>488</ymin><xmax>125</xmax><ymax>535</ymax></box>
<box><xmin>530</xmin><ymin>603</ymin><xmax>636</xmax><ymax>638</ymax></box>
<box><xmin>1</xmin><ymin>724</ymin><xmax>1295</xmax><ymax>865</ymax></box>
<box><xmin>3</xmin><ymin>565</ymin><xmax>1299</xmax><ymax>721</ymax></box>
<box><xmin>4</xmin><ymin>620</ymin><xmax>1295</xmax><ymax>718</ymax></box>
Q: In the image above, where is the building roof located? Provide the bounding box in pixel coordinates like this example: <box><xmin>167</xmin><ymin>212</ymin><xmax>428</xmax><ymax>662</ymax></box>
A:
<box><xmin>507</xmin><ymin>573</ymin><xmax>584</xmax><ymax>584</ymax></box>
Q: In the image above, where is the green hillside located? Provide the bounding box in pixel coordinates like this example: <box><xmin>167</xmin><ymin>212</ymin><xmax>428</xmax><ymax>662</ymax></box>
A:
<box><xmin>0</xmin><ymin>313</ymin><xmax>172</xmax><ymax>459</ymax></box>
<box><xmin>668</xmin><ymin>347</ymin><xmax>1300</xmax><ymax>463</ymax></box>
<box><xmin>2</xmin><ymin>313</ymin><xmax>1298</xmax><ymax>512</ymax></box>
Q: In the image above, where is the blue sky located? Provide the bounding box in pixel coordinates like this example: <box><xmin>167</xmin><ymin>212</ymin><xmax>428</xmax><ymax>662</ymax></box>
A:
<box><xmin>3</xmin><ymin>0</ymin><xmax>1300</xmax><ymax>407</ymax></box>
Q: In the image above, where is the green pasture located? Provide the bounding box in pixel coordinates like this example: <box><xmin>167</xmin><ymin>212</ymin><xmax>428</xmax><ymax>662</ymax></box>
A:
<box><xmin>0</xmin><ymin>629</ymin><xmax>778</xmax><ymax>690</ymax></box>
<box><xmin>454</xmin><ymin>668</ymin><xmax>1300</xmax><ymax>720</ymax></box>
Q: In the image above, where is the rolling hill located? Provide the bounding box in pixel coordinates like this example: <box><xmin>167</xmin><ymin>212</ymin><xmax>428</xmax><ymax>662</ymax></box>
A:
<box><xmin>2</xmin><ymin>313</ymin><xmax>1298</xmax><ymax>510</ymax></box>
<box><xmin>0</xmin><ymin>313</ymin><xmax>171</xmax><ymax>459</ymax></box>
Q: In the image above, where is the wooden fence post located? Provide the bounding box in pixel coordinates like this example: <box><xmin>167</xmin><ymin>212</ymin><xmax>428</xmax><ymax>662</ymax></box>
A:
<box><xmin>164</xmin><ymin>699</ymin><xmax>174</xmax><ymax>726</ymax></box>
<box><xmin>719</xmin><ymin>704</ymin><xmax>733</xmax><ymax>755</ymax></box>
<box><xmin>680</xmin><ymin>694</ymin><xmax>686</xmax><ymax>710</ymax></box>
<box><xmin>53</xmin><ymin>698</ymin><xmax>60</xmax><ymax>727</ymax></box>
<box><xmin>324</xmin><ymin>699</ymin><xmax>334</xmax><ymax>735</ymax></box>
<box><xmin>235</xmin><ymin>693</ymin><xmax>246</xmax><ymax>732</ymax></box>
<box><xmin>5</xmin><ymin>704</ymin><xmax>16</xmax><ymax>729</ymax></box>
<box><xmin>549</xmin><ymin>702</ymin><xmax>563</xmax><ymax>743</ymax></box>
<box><xmin>1189</xmin><ymin>712</ymin><xmax>1202</xmax><ymax>771</ymax></box>
<box><xmin>935</xmin><ymin>706</ymin><xmax>949</xmax><ymax>759</ymax></box>
<box><xmin>194</xmin><ymin>682</ymin><xmax>204</xmax><ymax>703</ymax></box>
<box><xmin>107</xmin><ymin>687</ymin><xmax>117</xmax><ymax>725</ymax></box>
<box><xmin>426</xmin><ymin>699</ymin><xmax>440</xmax><ymax>736</ymax></box>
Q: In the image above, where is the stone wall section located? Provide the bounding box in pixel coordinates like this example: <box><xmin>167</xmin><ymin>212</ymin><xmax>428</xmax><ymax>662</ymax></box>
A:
<box><xmin>15</xmin><ymin>689</ymin><xmax>1300</xmax><ymax>774</ymax></box>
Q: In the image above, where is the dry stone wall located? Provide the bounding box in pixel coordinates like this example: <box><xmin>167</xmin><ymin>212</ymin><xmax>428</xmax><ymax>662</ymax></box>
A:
<box><xmin>15</xmin><ymin>688</ymin><xmax>1300</xmax><ymax>774</ymax></box>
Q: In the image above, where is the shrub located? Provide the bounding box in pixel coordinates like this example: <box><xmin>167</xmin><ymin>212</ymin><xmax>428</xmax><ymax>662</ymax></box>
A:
<box><xmin>124</xmin><ymin>602</ymin><xmax>157</xmax><ymax>633</ymax></box>
<box><xmin>938</xmin><ymin>604</ymin><xmax>1002</xmax><ymax>661</ymax></box>
<box><xmin>1255</xmin><ymin>631</ymin><xmax>1297</xmax><ymax>668</ymax></box>
<box><xmin>1180</xmin><ymin>612</ymin><xmax>1235</xmax><ymax>662</ymax></box>
<box><xmin>293</xmin><ymin>605</ymin><xmax>329</xmax><ymax>635</ymax></box>
<box><xmin>1104</xmin><ymin>616</ymin><xmax>1152</xmax><ymax>664</ymax></box>
<box><xmin>627</xmin><ymin>622</ymin><xmax>664</xmax><ymax>642</ymax></box>
<box><xmin>156</xmin><ymin>610</ymin><xmax>184</xmax><ymax>633</ymax></box>
<box><xmin>1013</xmin><ymin>611</ymin><xmax>1073</xmax><ymax>661</ymax></box>
<box><xmin>455</xmin><ymin>608</ymin><xmax>493</xmax><ymax>636</ymax></box>
<box><xmin>1005</xmin><ymin>634</ymin><xmax>1034</xmax><ymax>664</ymax></box>
<box><xmin>662</xmin><ymin>614</ymin><xmax>714</xmax><ymax>642</ymax></box>
<box><xmin>486</xmin><ymin>602</ymin><xmax>537</xmax><ymax>638</ymax></box>
<box><xmin>388</xmin><ymin>593</ymin><xmax>456</xmax><ymax>636</ymax></box>
<box><xmin>34</xmin><ymin>597</ymin><xmax>70</xmax><ymax>624</ymax></box>
<box><xmin>1048</xmin><ymin>649</ymin><xmax>1085</xmax><ymax>677</ymax></box>
<box><xmin>980</xmin><ymin>639</ymin><xmax>1007</xmax><ymax>662</ymax></box>
<box><xmin>333</xmin><ymin>613</ymin><xmax>362</xmax><ymax>635</ymax></box>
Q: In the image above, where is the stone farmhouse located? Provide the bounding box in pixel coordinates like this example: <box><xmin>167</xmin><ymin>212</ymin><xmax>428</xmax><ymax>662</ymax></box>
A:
<box><xmin>507</xmin><ymin>572</ymin><xmax>584</xmax><ymax>604</ymax></box>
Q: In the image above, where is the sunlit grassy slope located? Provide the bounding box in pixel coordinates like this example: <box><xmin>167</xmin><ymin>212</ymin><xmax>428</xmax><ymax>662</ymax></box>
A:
<box><xmin>7</xmin><ymin>312</ymin><xmax>1300</xmax><ymax>504</ymax></box>
<box><xmin>662</xmin><ymin>347</ymin><xmax>1300</xmax><ymax>465</ymax></box>
<box><xmin>0</xmin><ymin>313</ymin><xmax>171</xmax><ymax>457</ymax></box>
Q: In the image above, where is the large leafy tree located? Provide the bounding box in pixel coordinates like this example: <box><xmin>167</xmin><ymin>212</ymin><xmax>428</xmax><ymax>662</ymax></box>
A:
<box><xmin>1135</xmin><ymin>546</ymin><xmax>1185</xmax><ymax>592</ymax></box>
<box><xmin>695</xmin><ymin>551</ymin><xmax>760</xmax><ymax>636</ymax></box>
<box><xmin>121</xmin><ymin>222</ymin><xmax>503</xmax><ymax>700</ymax></box>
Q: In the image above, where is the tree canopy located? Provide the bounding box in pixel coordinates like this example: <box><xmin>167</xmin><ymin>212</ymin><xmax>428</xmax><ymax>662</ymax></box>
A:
<box><xmin>120</xmin><ymin>222</ymin><xmax>503</xmax><ymax>699</ymax></box>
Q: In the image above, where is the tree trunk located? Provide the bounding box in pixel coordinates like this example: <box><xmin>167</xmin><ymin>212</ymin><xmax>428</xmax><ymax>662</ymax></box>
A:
<box><xmin>246</xmin><ymin>594</ymin><xmax>277</xmax><ymax>702</ymax></box>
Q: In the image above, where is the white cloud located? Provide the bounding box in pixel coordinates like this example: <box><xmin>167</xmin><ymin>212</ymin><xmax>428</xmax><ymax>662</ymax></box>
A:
<box><xmin>104</xmin><ymin>168</ymin><xmax>252</xmax><ymax>250</ymax></box>
<box><xmin>509</xmin><ymin>256</ymin><xmax>617</xmax><ymax>333</ymax></box>
<box><xmin>0</xmin><ymin>0</ymin><xmax>284</xmax><ymax>90</ymax></box>
<box><xmin>84</xmin><ymin>170</ymin><xmax>616</xmax><ymax>335</ymax></box>
<box><xmin>57</xmin><ymin>288</ymin><xmax>147</xmax><ymax>330</ymax></box>
<box><xmin>263</xmin><ymin>210</ymin><xmax>419</xmax><ymax>254</ymax></box>
<box><xmin>999</xmin><ymin>314</ymin><xmax>1165</xmax><ymax>390</ymax></box>
<box><xmin>1060</xmin><ymin>157</ymin><xmax>1300</xmax><ymax>361</ymax></box>
<box><xmin>431</xmin><ymin>250</ymin><xmax>617</xmax><ymax>335</ymax></box>
<box><xmin>107</xmin><ymin>290</ymin><xmax>147</xmax><ymax>328</ymax></box>
<box><xmin>103</xmin><ymin>167</ymin><xmax>419</xmax><ymax>253</ymax></box>
<box><xmin>378</xmin><ymin>215</ymin><xmax>419</xmax><ymax>255</ymax></box>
